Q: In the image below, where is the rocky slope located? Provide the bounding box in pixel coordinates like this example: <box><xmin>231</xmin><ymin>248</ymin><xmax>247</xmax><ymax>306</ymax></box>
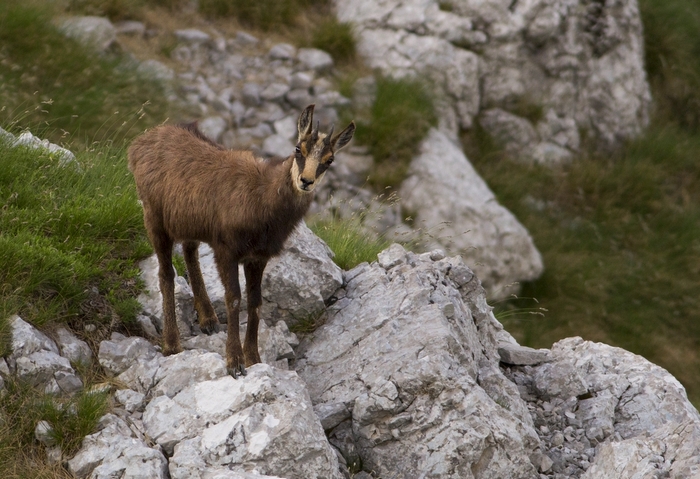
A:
<box><xmin>5</xmin><ymin>238</ymin><xmax>700</xmax><ymax>478</ymax></box>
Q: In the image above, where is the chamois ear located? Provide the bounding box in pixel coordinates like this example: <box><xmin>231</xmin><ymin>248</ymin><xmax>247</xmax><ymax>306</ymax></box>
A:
<box><xmin>297</xmin><ymin>104</ymin><xmax>315</xmax><ymax>142</ymax></box>
<box><xmin>331</xmin><ymin>121</ymin><xmax>356</xmax><ymax>152</ymax></box>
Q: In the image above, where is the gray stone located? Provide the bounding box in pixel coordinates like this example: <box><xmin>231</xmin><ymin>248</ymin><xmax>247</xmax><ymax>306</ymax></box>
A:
<box><xmin>10</xmin><ymin>315</ymin><xmax>59</xmax><ymax>358</ymax></box>
<box><xmin>297</xmin><ymin>48</ymin><xmax>334</xmax><ymax>72</ymax></box>
<box><xmin>262</xmin><ymin>134</ymin><xmax>295</xmax><ymax>158</ymax></box>
<box><xmin>290</xmin><ymin>71</ymin><xmax>314</xmax><ymax>90</ymax></box>
<box><xmin>296</xmin><ymin>246</ymin><xmax>539</xmax><ymax>478</ymax></box>
<box><xmin>174</xmin><ymin>29</ymin><xmax>211</xmax><ymax>44</ymax></box>
<box><xmin>260</xmin><ymin>83</ymin><xmax>290</xmax><ymax>102</ymax></box>
<box><xmin>55</xmin><ymin>327</ymin><xmax>93</xmax><ymax>366</ymax></box>
<box><xmin>114</xmin><ymin>20</ymin><xmax>145</xmax><ymax>36</ymax></box>
<box><xmin>314</xmin><ymin>402</ymin><xmax>351</xmax><ymax>431</ymax></box>
<box><xmin>268</xmin><ymin>43</ymin><xmax>296</xmax><ymax>60</ymax></box>
<box><xmin>98</xmin><ymin>335</ymin><xmax>159</xmax><ymax>376</ymax></box>
<box><xmin>59</xmin><ymin>16</ymin><xmax>116</xmax><ymax>53</ymax></box>
<box><xmin>0</xmin><ymin>126</ymin><xmax>15</xmax><ymax>144</ymax></box>
<box><xmin>273</xmin><ymin>115</ymin><xmax>298</xmax><ymax>140</ymax></box>
<box><xmin>337</xmin><ymin>0</ymin><xmax>650</xmax><ymax>150</ymax></box>
<box><xmin>12</xmin><ymin>131</ymin><xmax>76</xmax><ymax>165</ymax></box>
<box><xmin>498</xmin><ymin>342</ymin><xmax>551</xmax><ymax>365</ymax></box>
<box><xmin>479</xmin><ymin>108</ymin><xmax>539</xmax><ymax>158</ymax></box>
<box><xmin>115</xmin><ymin>389</ymin><xmax>146</xmax><ymax>413</ymax></box>
<box><xmin>15</xmin><ymin>349</ymin><xmax>83</xmax><ymax>393</ymax></box>
<box><xmin>241</xmin><ymin>82</ymin><xmax>261</xmax><ymax>107</ymax></box>
<box><xmin>68</xmin><ymin>413</ymin><xmax>168</xmax><ymax>479</ymax></box>
<box><xmin>285</xmin><ymin>88</ymin><xmax>314</xmax><ymax>109</ymax></box>
<box><xmin>138</xmin><ymin>363</ymin><xmax>344</xmax><ymax>478</ymax></box>
<box><xmin>235</xmin><ymin>31</ymin><xmax>259</xmax><ymax>45</ymax></box>
<box><xmin>198</xmin><ymin>116</ymin><xmax>228</xmax><ymax>143</ymax></box>
<box><xmin>35</xmin><ymin>420</ymin><xmax>56</xmax><ymax>447</ymax></box>
<box><xmin>400</xmin><ymin>129</ymin><xmax>543</xmax><ymax>299</ymax></box>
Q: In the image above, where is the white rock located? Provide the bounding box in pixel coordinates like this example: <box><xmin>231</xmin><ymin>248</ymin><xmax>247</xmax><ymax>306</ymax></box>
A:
<box><xmin>10</xmin><ymin>315</ymin><xmax>59</xmax><ymax>357</ymax></box>
<box><xmin>198</xmin><ymin>116</ymin><xmax>228</xmax><ymax>143</ymax></box>
<box><xmin>262</xmin><ymin>134</ymin><xmax>295</xmax><ymax>157</ymax></box>
<box><xmin>55</xmin><ymin>327</ymin><xmax>93</xmax><ymax>366</ymax></box>
<box><xmin>268</xmin><ymin>43</ymin><xmax>296</xmax><ymax>60</ymax></box>
<box><xmin>99</xmin><ymin>336</ymin><xmax>159</xmax><ymax>375</ymax></box>
<box><xmin>297</xmin><ymin>48</ymin><xmax>334</xmax><ymax>72</ymax></box>
<box><xmin>59</xmin><ymin>16</ymin><xmax>116</xmax><ymax>53</ymax></box>
<box><xmin>68</xmin><ymin>414</ymin><xmax>168</xmax><ymax>479</ymax></box>
<box><xmin>296</xmin><ymin>246</ymin><xmax>539</xmax><ymax>478</ymax></box>
<box><xmin>175</xmin><ymin>29</ymin><xmax>211</xmax><ymax>44</ymax></box>
<box><xmin>400</xmin><ymin>129</ymin><xmax>543</xmax><ymax>298</ymax></box>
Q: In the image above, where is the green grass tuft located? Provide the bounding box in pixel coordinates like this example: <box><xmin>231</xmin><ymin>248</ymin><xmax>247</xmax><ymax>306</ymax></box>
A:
<box><xmin>311</xmin><ymin>18</ymin><xmax>356</xmax><ymax>64</ymax></box>
<box><xmin>354</xmin><ymin>76</ymin><xmax>437</xmax><ymax>190</ymax></box>
<box><xmin>310</xmin><ymin>216</ymin><xmax>391</xmax><ymax>271</ymax></box>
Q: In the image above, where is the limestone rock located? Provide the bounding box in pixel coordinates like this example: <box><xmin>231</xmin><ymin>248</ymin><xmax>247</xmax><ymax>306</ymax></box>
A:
<box><xmin>67</xmin><ymin>413</ymin><xmax>168</xmax><ymax>479</ymax></box>
<box><xmin>59</xmin><ymin>16</ymin><xmax>117</xmax><ymax>53</ymax></box>
<box><xmin>297</xmin><ymin>48</ymin><xmax>334</xmax><ymax>72</ymax></box>
<box><xmin>55</xmin><ymin>327</ymin><xmax>93</xmax><ymax>366</ymax></box>
<box><xmin>98</xmin><ymin>334</ymin><xmax>159</xmax><ymax>376</ymax></box>
<box><xmin>335</xmin><ymin>0</ymin><xmax>651</xmax><ymax>151</ymax></box>
<box><xmin>400</xmin><ymin>129</ymin><xmax>543</xmax><ymax>298</ymax></box>
<box><xmin>9</xmin><ymin>316</ymin><xmax>83</xmax><ymax>394</ymax></box>
<box><xmin>131</xmin><ymin>361</ymin><xmax>343</xmax><ymax>479</ymax></box>
<box><xmin>296</xmin><ymin>245</ymin><xmax>539</xmax><ymax>478</ymax></box>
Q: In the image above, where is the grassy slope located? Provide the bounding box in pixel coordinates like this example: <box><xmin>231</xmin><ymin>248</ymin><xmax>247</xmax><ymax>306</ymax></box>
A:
<box><xmin>468</xmin><ymin>0</ymin><xmax>700</xmax><ymax>405</ymax></box>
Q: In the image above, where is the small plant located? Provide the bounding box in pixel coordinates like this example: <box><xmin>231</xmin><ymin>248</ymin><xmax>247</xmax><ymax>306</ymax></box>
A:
<box><xmin>199</xmin><ymin>0</ymin><xmax>297</xmax><ymax>29</ymax></box>
<box><xmin>310</xmin><ymin>215</ymin><xmax>392</xmax><ymax>271</ymax></box>
<box><xmin>354</xmin><ymin>75</ymin><xmax>437</xmax><ymax>190</ymax></box>
<box><xmin>311</xmin><ymin>18</ymin><xmax>356</xmax><ymax>64</ymax></box>
<box><xmin>0</xmin><ymin>378</ymin><xmax>108</xmax><ymax>476</ymax></box>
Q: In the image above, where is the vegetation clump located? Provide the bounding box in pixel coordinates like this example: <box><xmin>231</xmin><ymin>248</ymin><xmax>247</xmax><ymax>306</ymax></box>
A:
<box><xmin>354</xmin><ymin>76</ymin><xmax>437</xmax><ymax>190</ymax></box>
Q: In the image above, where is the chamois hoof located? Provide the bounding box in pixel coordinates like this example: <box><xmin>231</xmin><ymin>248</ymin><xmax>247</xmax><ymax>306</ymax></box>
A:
<box><xmin>200</xmin><ymin>320</ymin><xmax>220</xmax><ymax>335</ymax></box>
<box><xmin>227</xmin><ymin>363</ymin><xmax>247</xmax><ymax>378</ymax></box>
<box><xmin>162</xmin><ymin>344</ymin><xmax>182</xmax><ymax>356</ymax></box>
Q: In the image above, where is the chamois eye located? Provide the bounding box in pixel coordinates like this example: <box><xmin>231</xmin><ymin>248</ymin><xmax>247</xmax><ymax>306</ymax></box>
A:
<box><xmin>327</xmin><ymin>156</ymin><xmax>334</xmax><ymax>165</ymax></box>
<box><xmin>295</xmin><ymin>146</ymin><xmax>301</xmax><ymax>155</ymax></box>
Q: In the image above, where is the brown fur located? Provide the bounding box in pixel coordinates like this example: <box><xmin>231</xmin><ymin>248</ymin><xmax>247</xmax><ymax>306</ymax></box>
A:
<box><xmin>127</xmin><ymin>105</ymin><xmax>354</xmax><ymax>375</ymax></box>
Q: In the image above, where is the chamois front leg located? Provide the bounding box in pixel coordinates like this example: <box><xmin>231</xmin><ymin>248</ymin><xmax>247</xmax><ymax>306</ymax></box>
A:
<box><xmin>214</xmin><ymin>247</ymin><xmax>245</xmax><ymax>377</ymax></box>
<box><xmin>243</xmin><ymin>260</ymin><xmax>266</xmax><ymax>366</ymax></box>
<box><xmin>151</xmin><ymin>232</ymin><xmax>181</xmax><ymax>356</ymax></box>
<box><xmin>182</xmin><ymin>241</ymin><xmax>220</xmax><ymax>334</ymax></box>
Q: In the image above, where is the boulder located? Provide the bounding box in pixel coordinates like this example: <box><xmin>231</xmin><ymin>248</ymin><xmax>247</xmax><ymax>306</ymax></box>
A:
<box><xmin>505</xmin><ymin>337</ymin><xmax>700</xmax><ymax>478</ymax></box>
<box><xmin>400</xmin><ymin>129</ymin><xmax>543</xmax><ymax>298</ymax></box>
<box><xmin>165</xmin><ymin>364</ymin><xmax>343</xmax><ymax>479</ymax></box>
<box><xmin>67</xmin><ymin>413</ymin><xmax>168</xmax><ymax>479</ymax></box>
<box><xmin>9</xmin><ymin>316</ymin><xmax>83</xmax><ymax>394</ymax></box>
<box><xmin>335</xmin><ymin>0</ymin><xmax>651</xmax><ymax>152</ymax></box>
<box><xmin>55</xmin><ymin>327</ymin><xmax>93</xmax><ymax>366</ymax></box>
<box><xmin>58</xmin><ymin>16</ymin><xmax>117</xmax><ymax>53</ymax></box>
<box><xmin>296</xmin><ymin>244</ymin><xmax>540</xmax><ymax>478</ymax></box>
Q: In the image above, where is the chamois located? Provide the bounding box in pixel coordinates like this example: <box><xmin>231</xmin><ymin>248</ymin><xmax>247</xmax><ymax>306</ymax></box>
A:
<box><xmin>128</xmin><ymin>105</ymin><xmax>355</xmax><ymax>376</ymax></box>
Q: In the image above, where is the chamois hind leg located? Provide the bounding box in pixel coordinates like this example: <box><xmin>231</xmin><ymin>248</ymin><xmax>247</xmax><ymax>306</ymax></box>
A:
<box><xmin>149</xmin><ymin>227</ymin><xmax>180</xmax><ymax>356</ymax></box>
<box><xmin>213</xmin><ymin>246</ymin><xmax>245</xmax><ymax>377</ymax></box>
<box><xmin>243</xmin><ymin>260</ymin><xmax>266</xmax><ymax>366</ymax></box>
<box><xmin>182</xmin><ymin>241</ymin><xmax>219</xmax><ymax>335</ymax></box>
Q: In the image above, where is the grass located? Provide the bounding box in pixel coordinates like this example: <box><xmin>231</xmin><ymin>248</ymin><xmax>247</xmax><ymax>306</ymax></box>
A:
<box><xmin>354</xmin><ymin>76</ymin><xmax>437</xmax><ymax>190</ymax></box>
<box><xmin>0</xmin><ymin>142</ymin><xmax>152</xmax><ymax>345</ymax></box>
<box><xmin>0</xmin><ymin>0</ymin><xmax>171</xmax><ymax>146</ymax></box>
<box><xmin>310</xmin><ymin>216</ymin><xmax>392</xmax><ymax>271</ymax></box>
<box><xmin>0</xmin><ymin>377</ymin><xmax>109</xmax><ymax>477</ymax></box>
<box><xmin>468</xmin><ymin>124</ymin><xmax>700</xmax><ymax>405</ymax></box>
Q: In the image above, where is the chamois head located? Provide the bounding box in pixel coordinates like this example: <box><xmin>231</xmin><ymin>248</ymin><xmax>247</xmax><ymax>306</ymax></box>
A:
<box><xmin>291</xmin><ymin>104</ymin><xmax>355</xmax><ymax>193</ymax></box>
